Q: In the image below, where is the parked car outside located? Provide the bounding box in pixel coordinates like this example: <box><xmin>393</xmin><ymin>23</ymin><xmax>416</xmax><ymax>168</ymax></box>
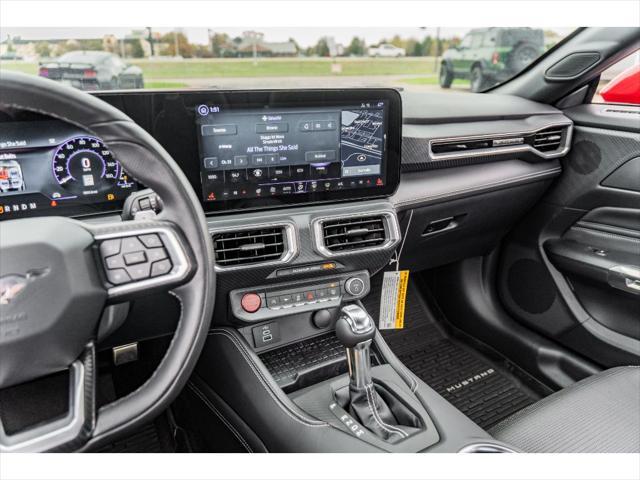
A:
<box><xmin>440</xmin><ymin>27</ymin><xmax>544</xmax><ymax>92</ymax></box>
<box><xmin>368</xmin><ymin>43</ymin><xmax>406</xmax><ymax>57</ymax></box>
<box><xmin>0</xmin><ymin>52</ymin><xmax>23</xmax><ymax>60</ymax></box>
<box><xmin>38</xmin><ymin>51</ymin><xmax>144</xmax><ymax>90</ymax></box>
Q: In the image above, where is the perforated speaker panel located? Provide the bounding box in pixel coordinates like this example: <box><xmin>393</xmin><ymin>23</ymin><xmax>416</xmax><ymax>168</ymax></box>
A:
<box><xmin>545</xmin><ymin>52</ymin><xmax>601</xmax><ymax>79</ymax></box>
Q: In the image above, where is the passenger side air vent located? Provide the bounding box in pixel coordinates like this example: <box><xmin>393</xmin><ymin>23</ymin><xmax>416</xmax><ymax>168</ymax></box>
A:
<box><xmin>429</xmin><ymin>123</ymin><xmax>571</xmax><ymax>160</ymax></box>
<box><xmin>430</xmin><ymin>139</ymin><xmax>495</xmax><ymax>155</ymax></box>
<box><xmin>531</xmin><ymin>127</ymin><xmax>565</xmax><ymax>152</ymax></box>
<box><xmin>321</xmin><ymin>216</ymin><xmax>387</xmax><ymax>253</ymax></box>
<box><xmin>213</xmin><ymin>226</ymin><xmax>288</xmax><ymax>267</ymax></box>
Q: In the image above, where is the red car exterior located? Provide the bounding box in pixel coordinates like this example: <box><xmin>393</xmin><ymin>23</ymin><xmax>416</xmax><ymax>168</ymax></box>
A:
<box><xmin>600</xmin><ymin>64</ymin><xmax>640</xmax><ymax>105</ymax></box>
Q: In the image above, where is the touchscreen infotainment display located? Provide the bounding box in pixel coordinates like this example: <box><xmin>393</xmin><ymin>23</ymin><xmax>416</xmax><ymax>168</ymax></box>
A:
<box><xmin>195</xmin><ymin>101</ymin><xmax>389</xmax><ymax>203</ymax></box>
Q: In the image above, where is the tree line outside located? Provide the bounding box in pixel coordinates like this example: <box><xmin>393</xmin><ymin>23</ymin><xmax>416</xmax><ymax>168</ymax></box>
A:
<box><xmin>29</xmin><ymin>32</ymin><xmax>462</xmax><ymax>60</ymax></box>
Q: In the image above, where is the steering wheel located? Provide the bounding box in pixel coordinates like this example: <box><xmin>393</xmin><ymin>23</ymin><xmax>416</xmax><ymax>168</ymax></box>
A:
<box><xmin>0</xmin><ymin>71</ymin><xmax>215</xmax><ymax>452</ymax></box>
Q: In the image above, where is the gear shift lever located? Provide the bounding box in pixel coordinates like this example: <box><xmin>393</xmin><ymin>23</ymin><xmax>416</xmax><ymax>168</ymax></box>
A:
<box><xmin>335</xmin><ymin>304</ymin><xmax>421</xmax><ymax>443</ymax></box>
<box><xmin>335</xmin><ymin>304</ymin><xmax>376</xmax><ymax>389</ymax></box>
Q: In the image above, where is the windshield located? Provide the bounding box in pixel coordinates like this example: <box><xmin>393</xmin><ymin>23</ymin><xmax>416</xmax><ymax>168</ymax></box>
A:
<box><xmin>0</xmin><ymin>27</ymin><xmax>574</xmax><ymax>93</ymax></box>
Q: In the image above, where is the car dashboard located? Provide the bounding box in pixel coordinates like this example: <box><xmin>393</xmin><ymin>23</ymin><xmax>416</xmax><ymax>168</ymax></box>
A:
<box><xmin>0</xmin><ymin>87</ymin><xmax>571</xmax><ymax>351</ymax></box>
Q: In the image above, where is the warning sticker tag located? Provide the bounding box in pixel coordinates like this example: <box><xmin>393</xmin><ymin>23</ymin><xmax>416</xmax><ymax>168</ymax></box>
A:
<box><xmin>378</xmin><ymin>270</ymin><xmax>409</xmax><ymax>330</ymax></box>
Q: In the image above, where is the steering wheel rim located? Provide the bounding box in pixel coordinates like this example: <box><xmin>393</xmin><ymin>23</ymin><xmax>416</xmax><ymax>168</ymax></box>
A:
<box><xmin>0</xmin><ymin>71</ymin><xmax>215</xmax><ymax>451</ymax></box>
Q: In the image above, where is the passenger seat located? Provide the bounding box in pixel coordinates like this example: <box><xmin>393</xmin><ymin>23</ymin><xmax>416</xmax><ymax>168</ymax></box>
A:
<box><xmin>490</xmin><ymin>367</ymin><xmax>640</xmax><ymax>453</ymax></box>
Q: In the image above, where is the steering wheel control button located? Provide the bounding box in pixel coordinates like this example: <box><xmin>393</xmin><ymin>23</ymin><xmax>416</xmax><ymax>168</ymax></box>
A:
<box><xmin>127</xmin><ymin>262</ymin><xmax>152</xmax><ymax>281</ymax></box>
<box><xmin>100</xmin><ymin>239</ymin><xmax>121</xmax><ymax>257</ymax></box>
<box><xmin>147</xmin><ymin>247</ymin><xmax>168</xmax><ymax>262</ymax></box>
<box><xmin>241</xmin><ymin>292</ymin><xmax>262</xmax><ymax>313</ymax></box>
<box><xmin>138</xmin><ymin>233</ymin><xmax>163</xmax><ymax>248</ymax></box>
<box><xmin>151</xmin><ymin>259</ymin><xmax>173</xmax><ymax>277</ymax></box>
<box><xmin>107</xmin><ymin>268</ymin><xmax>132</xmax><ymax>285</ymax></box>
<box><xmin>345</xmin><ymin>277</ymin><xmax>366</xmax><ymax>296</ymax></box>
<box><xmin>252</xmin><ymin>322</ymin><xmax>281</xmax><ymax>348</ymax></box>
<box><xmin>121</xmin><ymin>236</ymin><xmax>145</xmax><ymax>253</ymax></box>
<box><xmin>105</xmin><ymin>255</ymin><xmax>125</xmax><ymax>270</ymax></box>
<box><xmin>124</xmin><ymin>251</ymin><xmax>147</xmax><ymax>266</ymax></box>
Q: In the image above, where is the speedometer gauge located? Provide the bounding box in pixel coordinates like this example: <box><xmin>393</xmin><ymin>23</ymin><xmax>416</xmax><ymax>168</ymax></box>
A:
<box><xmin>52</xmin><ymin>136</ymin><xmax>121</xmax><ymax>197</ymax></box>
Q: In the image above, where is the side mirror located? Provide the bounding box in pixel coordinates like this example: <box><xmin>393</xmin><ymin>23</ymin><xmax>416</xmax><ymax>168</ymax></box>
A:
<box><xmin>600</xmin><ymin>64</ymin><xmax>640</xmax><ymax>105</ymax></box>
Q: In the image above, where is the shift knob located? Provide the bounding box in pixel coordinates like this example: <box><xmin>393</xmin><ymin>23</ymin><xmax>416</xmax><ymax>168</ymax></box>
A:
<box><xmin>335</xmin><ymin>304</ymin><xmax>375</xmax><ymax>390</ymax></box>
<box><xmin>335</xmin><ymin>304</ymin><xmax>375</xmax><ymax>348</ymax></box>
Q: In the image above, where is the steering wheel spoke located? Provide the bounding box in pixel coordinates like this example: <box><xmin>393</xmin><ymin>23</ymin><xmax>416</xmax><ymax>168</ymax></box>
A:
<box><xmin>84</xmin><ymin>219</ymin><xmax>197</xmax><ymax>302</ymax></box>
<box><xmin>0</xmin><ymin>347</ymin><xmax>95</xmax><ymax>453</ymax></box>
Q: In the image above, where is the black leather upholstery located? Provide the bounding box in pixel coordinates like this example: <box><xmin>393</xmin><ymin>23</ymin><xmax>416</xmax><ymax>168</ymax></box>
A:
<box><xmin>490</xmin><ymin>366</ymin><xmax>640</xmax><ymax>452</ymax></box>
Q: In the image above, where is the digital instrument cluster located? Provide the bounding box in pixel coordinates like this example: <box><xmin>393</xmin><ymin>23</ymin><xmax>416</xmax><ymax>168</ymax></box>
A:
<box><xmin>0</xmin><ymin>120</ymin><xmax>136</xmax><ymax>219</ymax></box>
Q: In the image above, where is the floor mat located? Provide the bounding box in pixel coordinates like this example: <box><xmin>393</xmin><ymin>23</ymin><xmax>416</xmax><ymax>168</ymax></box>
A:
<box><xmin>364</xmin><ymin>276</ymin><xmax>542</xmax><ymax>429</ymax></box>
<box><xmin>95</xmin><ymin>415</ymin><xmax>175</xmax><ymax>453</ymax></box>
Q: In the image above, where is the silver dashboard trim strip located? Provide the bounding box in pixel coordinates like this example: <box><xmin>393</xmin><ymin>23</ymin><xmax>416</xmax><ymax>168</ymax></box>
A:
<box><xmin>428</xmin><ymin>122</ymin><xmax>573</xmax><ymax>161</ymax></box>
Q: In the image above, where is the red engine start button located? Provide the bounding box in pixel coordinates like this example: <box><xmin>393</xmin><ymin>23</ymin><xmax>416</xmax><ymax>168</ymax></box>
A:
<box><xmin>241</xmin><ymin>293</ymin><xmax>262</xmax><ymax>313</ymax></box>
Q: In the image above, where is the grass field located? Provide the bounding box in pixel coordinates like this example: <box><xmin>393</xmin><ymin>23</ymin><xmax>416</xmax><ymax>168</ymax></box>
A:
<box><xmin>0</xmin><ymin>57</ymin><xmax>438</xmax><ymax>79</ymax></box>
<box><xmin>400</xmin><ymin>76</ymin><xmax>469</xmax><ymax>86</ymax></box>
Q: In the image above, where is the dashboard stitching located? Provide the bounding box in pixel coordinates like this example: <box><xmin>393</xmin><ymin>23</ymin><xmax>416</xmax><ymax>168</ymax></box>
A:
<box><xmin>187</xmin><ymin>383</ymin><xmax>255</xmax><ymax>452</ymax></box>
<box><xmin>394</xmin><ymin>167</ymin><xmax>562</xmax><ymax>207</ymax></box>
<box><xmin>208</xmin><ymin>329</ymin><xmax>330</xmax><ymax>428</ymax></box>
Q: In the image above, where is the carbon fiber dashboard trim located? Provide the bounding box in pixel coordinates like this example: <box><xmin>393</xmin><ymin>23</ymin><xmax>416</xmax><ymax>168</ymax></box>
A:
<box><xmin>401</xmin><ymin>113</ymin><xmax>573</xmax><ymax>171</ymax></box>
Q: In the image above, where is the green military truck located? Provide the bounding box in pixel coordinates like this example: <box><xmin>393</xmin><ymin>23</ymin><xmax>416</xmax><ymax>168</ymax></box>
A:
<box><xmin>440</xmin><ymin>28</ymin><xmax>545</xmax><ymax>92</ymax></box>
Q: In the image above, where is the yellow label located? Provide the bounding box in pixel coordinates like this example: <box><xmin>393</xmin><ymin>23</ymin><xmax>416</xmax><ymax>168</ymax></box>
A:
<box><xmin>394</xmin><ymin>270</ymin><xmax>409</xmax><ymax>328</ymax></box>
<box><xmin>378</xmin><ymin>270</ymin><xmax>410</xmax><ymax>330</ymax></box>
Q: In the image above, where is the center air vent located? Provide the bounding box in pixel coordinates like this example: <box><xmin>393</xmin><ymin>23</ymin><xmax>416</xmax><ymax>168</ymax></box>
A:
<box><xmin>321</xmin><ymin>216</ymin><xmax>387</xmax><ymax>253</ymax></box>
<box><xmin>531</xmin><ymin>127</ymin><xmax>565</xmax><ymax>152</ymax></box>
<box><xmin>213</xmin><ymin>226</ymin><xmax>288</xmax><ymax>267</ymax></box>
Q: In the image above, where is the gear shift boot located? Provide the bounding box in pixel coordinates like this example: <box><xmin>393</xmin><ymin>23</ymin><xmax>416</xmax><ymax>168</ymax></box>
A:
<box><xmin>334</xmin><ymin>305</ymin><xmax>424</xmax><ymax>443</ymax></box>
<box><xmin>335</xmin><ymin>382</ymin><xmax>423</xmax><ymax>443</ymax></box>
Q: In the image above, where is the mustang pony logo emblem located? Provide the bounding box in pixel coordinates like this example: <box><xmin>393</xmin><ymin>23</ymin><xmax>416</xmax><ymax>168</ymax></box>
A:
<box><xmin>0</xmin><ymin>268</ymin><xmax>50</xmax><ymax>305</ymax></box>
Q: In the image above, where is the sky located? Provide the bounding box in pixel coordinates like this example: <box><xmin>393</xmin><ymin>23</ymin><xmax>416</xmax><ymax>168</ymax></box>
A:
<box><xmin>0</xmin><ymin>27</ymin><xmax>575</xmax><ymax>47</ymax></box>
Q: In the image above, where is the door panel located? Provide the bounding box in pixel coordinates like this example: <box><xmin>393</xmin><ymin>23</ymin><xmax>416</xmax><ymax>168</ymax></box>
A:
<box><xmin>497</xmin><ymin>107</ymin><xmax>640</xmax><ymax>367</ymax></box>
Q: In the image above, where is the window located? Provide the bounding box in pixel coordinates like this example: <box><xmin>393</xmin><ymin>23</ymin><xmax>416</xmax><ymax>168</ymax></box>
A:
<box><xmin>471</xmin><ymin>33</ymin><xmax>483</xmax><ymax>49</ymax></box>
<box><xmin>593</xmin><ymin>50</ymin><xmax>640</xmax><ymax>105</ymax></box>
<box><xmin>460</xmin><ymin>34</ymin><xmax>473</xmax><ymax>49</ymax></box>
<box><xmin>483</xmin><ymin>32</ymin><xmax>496</xmax><ymax>47</ymax></box>
<box><xmin>0</xmin><ymin>27</ymin><xmax>573</xmax><ymax>94</ymax></box>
